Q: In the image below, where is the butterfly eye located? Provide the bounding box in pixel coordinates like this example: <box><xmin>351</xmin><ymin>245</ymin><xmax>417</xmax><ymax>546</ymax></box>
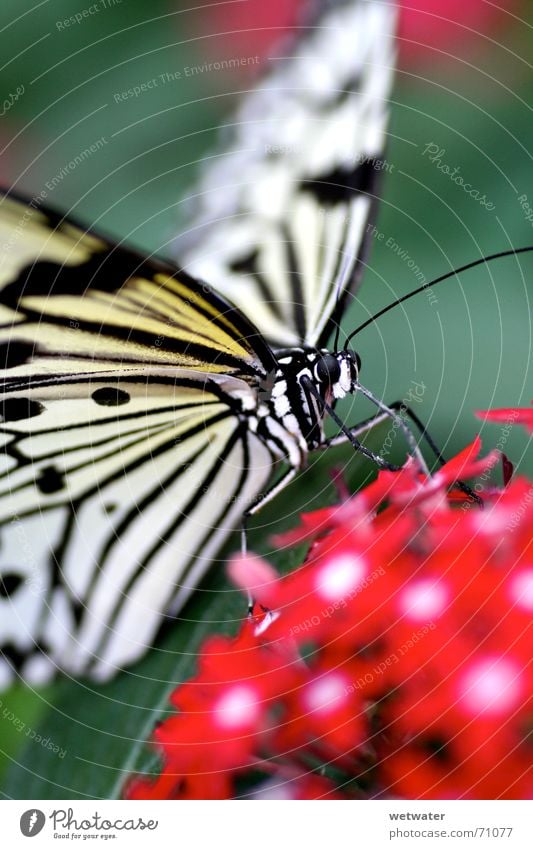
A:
<box><xmin>314</xmin><ymin>354</ymin><xmax>341</xmax><ymax>386</ymax></box>
<box><xmin>347</xmin><ymin>350</ymin><xmax>362</xmax><ymax>376</ymax></box>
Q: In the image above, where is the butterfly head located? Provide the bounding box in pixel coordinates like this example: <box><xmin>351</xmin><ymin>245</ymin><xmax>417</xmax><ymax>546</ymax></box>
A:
<box><xmin>313</xmin><ymin>349</ymin><xmax>361</xmax><ymax>401</ymax></box>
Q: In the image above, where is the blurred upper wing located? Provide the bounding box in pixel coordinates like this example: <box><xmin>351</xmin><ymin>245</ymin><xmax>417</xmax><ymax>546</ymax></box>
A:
<box><xmin>176</xmin><ymin>0</ymin><xmax>396</xmax><ymax>348</ymax></box>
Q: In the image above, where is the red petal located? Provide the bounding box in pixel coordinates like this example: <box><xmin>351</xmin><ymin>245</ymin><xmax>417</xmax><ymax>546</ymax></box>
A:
<box><xmin>476</xmin><ymin>406</ymin><xmax>533</xmax><ymax>434</ymax></box>
<box><xmin>227</xmin><ymin>553</ymin><xmax>280</xmax><ymax>608</ymax></box>
<box><xmin>434</xmin><ymin>437</ymin><xmax>500</xmax><ymax>487</ymax></box>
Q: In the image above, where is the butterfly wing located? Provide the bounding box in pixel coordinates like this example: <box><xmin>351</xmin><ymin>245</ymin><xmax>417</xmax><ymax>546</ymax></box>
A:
<box><xmin>0</xmin><ymin>0</ymin><xmax>397</xmax><ymax>686</ymax></box>
<box><xmin>0</xmin><ymin>192</ymin><xmax>275</xmax><ymax>685</ymax></box>
<box><xmin>176</xmin><ymin>0</ymin><xmax>396</xmax><ymax>348</ymax></box>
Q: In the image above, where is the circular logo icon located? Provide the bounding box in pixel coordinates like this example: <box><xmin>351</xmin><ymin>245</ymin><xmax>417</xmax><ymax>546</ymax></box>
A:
<box><xmin>20</xmin><ymin>810</ymin><xmax>46</xmax><ymax>837</ymax></box>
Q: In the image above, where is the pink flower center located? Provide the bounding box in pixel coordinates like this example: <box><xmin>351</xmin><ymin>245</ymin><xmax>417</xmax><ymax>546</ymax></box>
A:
<box><xmin>214</xmin><ymin>685</ymin><xmax>261</xmax><ymax>729</ymax></box>
<box><xmin>315</xmin><ymin>554</ymin><xmax>366</xmax><ymax>601</ymax></box>
<box><xmin>400</xmin><ymin>579</ymin><xmax>448</xmax><ymax>620</ymax></box>
<box><xmin>459</xmin><ymin>657</ymin><xmax>523</xmax><ymax>716</ymax></box>
<box><xmin>508</xmin><ymin>568</ymin><xmax>533</xmax><ymax>611</ymax></box>
<box><xmin>304</xmin><ymin>673</ymin><xmax>348</xmax><ymax>714</ymax></box>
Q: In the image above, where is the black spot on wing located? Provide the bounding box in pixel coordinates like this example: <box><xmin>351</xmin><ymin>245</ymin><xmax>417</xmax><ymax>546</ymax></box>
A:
<box><xmin>36</xmin><ymin>465</ymin><xmax>65</xmax><ymax>494</ymax></box>
<box><xmin>300</xmin><ymin>158</ymin><xmax>378</xmax><ymax>204</ymax></box>
<box><xmin>0</xmin><ymin>398</ymin><xmax>45</xmax><ymax>422</ymax></box>
<box><xmin>91</xmin><ymin>387</ymin><xmax>131</xmax><ymax>406</ymax></box>
<box><xmin>0</xmin><ymin>572</ymin><xmax>24</xmax><ymax>597</ymax></box>
<box><xmin>0</xmin><ymin>341</ymin><xmax>34</xmax><ymax>369</ymax></box>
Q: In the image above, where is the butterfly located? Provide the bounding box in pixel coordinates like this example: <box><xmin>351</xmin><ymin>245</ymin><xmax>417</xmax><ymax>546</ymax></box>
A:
<box><xmin>0</xmin><ymin>0</ymin><xmax>399</xmax><ymax>687</ymax></box>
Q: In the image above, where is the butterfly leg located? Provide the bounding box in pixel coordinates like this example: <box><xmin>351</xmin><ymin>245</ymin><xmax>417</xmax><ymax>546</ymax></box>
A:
<box><xmin>323</xmin><ymin>409</ymin><xmax>391</xmax><ymax>449</ymax></box>
<box><xmin>241</xmin><ymin>467</ymin><xmax>298</xmax><ymax>612</ymax></box>
<box><xmin>324</xmin><ymin>401</ymin><xmax>481</xmax><ymax>504</ymax></box>
<box><xmin>241</xmin><ymin>466</ymin><xmax>298</xmax><ymax>554</ymax></box>
<box><xmin>325</xmin><ymin>404</ymin><xmax>437</xmax><ymax>461</ymax></box>
<box><xmin>378</xmin><ymin>401</ymin><xmax>482</xmax><ymax>504</ymax></box>
<box><xmin>321</xmin><ymin>410</ymin><xmax>402</xmax><ymax>470</ymax></box>
<box><xmin>355</xmin><ymin>382</ymin><xmax>430</xmax><ymax>475</ymax></box>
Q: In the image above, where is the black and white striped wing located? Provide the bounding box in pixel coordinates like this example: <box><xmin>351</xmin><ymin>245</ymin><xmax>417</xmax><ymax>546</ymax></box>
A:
<box><xmin>176</xmin><ymin>0</ymin><xmax>396</xmax><ymax>348</ymax></box>
<box><xmin>0</xmin><ymin>193</ymin><xmax>274</xmax><ymax>686</ymax></box>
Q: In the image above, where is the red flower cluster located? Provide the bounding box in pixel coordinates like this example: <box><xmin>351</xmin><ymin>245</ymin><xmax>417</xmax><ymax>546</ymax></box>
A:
<box><xmin>127</xmin><ymin>428</ymin><xmax>532</xmax><ymax>800</ymax></box>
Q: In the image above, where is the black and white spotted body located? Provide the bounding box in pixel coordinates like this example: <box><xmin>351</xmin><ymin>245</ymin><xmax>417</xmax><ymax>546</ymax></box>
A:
<box><xmin>250</xmin><ymin>348</ymin><xmax>361</xmax><ymax>465</ymax></box>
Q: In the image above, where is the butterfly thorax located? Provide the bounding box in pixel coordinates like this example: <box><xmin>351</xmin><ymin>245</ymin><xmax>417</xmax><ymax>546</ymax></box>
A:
<box><xmin>250</xmin><ymin>348</ymin><xmax>360</xmax><ymax>463</ymax></box>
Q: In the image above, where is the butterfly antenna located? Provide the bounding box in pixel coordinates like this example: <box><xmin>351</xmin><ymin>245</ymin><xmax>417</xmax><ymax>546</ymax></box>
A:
<box><xmin>344</xmin><ymin>246</ymin><xmax>533</xmax><ymax>346</ymax></box>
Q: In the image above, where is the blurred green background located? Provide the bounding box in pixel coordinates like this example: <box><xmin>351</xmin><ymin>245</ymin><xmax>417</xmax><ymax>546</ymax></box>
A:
<box><xmin>0</xmin><ymin>0</ymin><xmax>531</xmax><ymax>797</ymax></box>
